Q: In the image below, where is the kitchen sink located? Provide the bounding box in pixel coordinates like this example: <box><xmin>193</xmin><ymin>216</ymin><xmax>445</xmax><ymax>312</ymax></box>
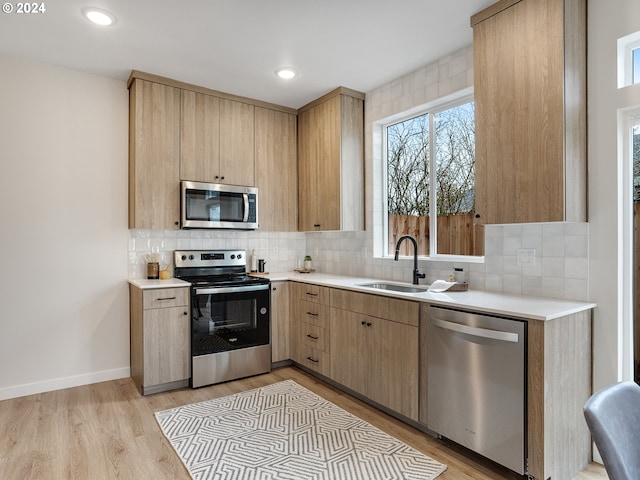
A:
<box><xmin>357</xmin><ymin>282</ymin><xmax>429</xmax><ymax>293</ymax></box>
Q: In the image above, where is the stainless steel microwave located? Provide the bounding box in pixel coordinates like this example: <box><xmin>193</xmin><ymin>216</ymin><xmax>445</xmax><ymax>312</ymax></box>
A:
<box><xmin>180</xmin><ymin>181</ymin><xmax>258</xmax><ymax>230</ymax></box>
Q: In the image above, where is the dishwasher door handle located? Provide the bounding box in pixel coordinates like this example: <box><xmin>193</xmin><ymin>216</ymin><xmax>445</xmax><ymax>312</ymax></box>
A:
<box><xmin>431</xmin><ymin>318</ymin><xmax>519</xmax><ymax>343</ymax></box>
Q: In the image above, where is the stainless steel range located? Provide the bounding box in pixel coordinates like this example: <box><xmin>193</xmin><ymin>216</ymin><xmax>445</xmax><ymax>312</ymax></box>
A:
<box><xmin>174</xmin><ymin>250</ymin><xmax>271</xmax><ymax>388</ymax></box>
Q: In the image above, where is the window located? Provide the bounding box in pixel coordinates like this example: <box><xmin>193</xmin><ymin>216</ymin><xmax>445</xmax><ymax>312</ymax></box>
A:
<box><xmin>385</xmin><ymin>97</ymin><xmax>477</xmax><ymax>258</ymax></box>
<box><xmin>634</xmin><ymin>47</ymin><xmax>640</xmax><ymax>85</ymax></box>
<box><xmin>617</xmin><ymin>31</ymin><xmax>640</xmax><ymax>88</ymax></box>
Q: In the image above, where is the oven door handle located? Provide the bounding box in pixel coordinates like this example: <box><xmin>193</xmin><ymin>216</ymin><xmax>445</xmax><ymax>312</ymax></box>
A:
<box><xmin>195</xmin><ymin>284</ymin><xmax>270</xmax><ymax>295</ymax></box>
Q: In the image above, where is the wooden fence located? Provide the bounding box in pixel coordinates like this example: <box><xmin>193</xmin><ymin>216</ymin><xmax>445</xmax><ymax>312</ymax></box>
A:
<box><xmin>388</xmin><ymin>213</ymin><xmax>484</xmax><ymax>256</ymax></box>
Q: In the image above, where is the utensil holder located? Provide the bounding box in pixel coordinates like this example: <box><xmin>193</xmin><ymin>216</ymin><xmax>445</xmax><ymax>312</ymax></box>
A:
<box><xmin>147</xmin><ymin>262</ymin><xmax>159</xmax><ymax>279</ymax></box>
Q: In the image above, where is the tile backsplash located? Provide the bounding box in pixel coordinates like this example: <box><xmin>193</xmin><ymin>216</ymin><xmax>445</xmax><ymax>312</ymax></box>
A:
<box><xmin>129</xmin><ymin>229</ymin><xmax>306</xmax><ymax>278</ymax></box>
<box><xmin>131</xmin><ymin>221</ymin><xmax>590</xmax><ymax>302</ymax></box>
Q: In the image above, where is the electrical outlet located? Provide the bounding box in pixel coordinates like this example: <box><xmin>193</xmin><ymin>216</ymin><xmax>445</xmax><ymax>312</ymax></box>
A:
<box><xmin>517</xmin><ymin>248</ymin><xmax>536</xmax><ymax>266</ymax></box>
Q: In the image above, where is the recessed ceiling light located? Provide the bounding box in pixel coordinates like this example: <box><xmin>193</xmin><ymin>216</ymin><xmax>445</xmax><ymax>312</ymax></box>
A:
<box><xmin>275</xmin><ymin>68</ymin><xmax>298</xmax><ymax>80</ymax></box>
<box><xmin>82</xmin><ymin>7</ymin><xmax>116</xmax><ymax>26</ymax></box>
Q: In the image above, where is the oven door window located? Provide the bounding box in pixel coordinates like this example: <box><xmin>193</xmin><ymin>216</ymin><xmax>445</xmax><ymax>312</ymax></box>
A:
<box><xmin>192</xmin><ymin>290</ymin><xmax>269</xmax><ymax>355</ymax></box>
<box><xmin>185</xmin><ymin>189</ymin><xmax>244</xmax><ymax>223</ymax></box>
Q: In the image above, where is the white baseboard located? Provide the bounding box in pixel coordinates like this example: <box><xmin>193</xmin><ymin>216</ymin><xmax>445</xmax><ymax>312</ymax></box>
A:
<box><xmin>0</xmin><ymin>367</ymin><xmax>131</xmax><ymax>402</ymax></box>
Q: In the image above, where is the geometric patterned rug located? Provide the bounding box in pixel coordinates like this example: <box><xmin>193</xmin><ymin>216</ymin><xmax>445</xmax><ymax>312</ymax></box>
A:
<box><xmin>155</xmin><ymin>380</ymin><xmax>447</xmax><ymax>480</ymax></box>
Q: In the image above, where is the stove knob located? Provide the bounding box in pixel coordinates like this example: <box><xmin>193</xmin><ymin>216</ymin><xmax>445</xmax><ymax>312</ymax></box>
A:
<box><xmin>237</xmin><ymin>254</ymin><xmax>242</xmax><ymax>259</ymax></box>
<box><xmin>189</xmin><ymin>255</ymin><xmax>195</xmax><ymax>260</ymax></box>
<box><xmin>230</xmin><ymin>254</ymin><xmax>236</xmax><ymax>259</ymax></box>
<box><xmin>181</xmin><ymin>255</ymin><xmax>187</xmax><ymax>261</ymax></box>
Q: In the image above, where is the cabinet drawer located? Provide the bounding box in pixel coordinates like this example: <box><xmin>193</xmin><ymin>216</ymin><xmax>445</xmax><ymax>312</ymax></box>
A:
<box><xmin>330</xmin><ymin>288</ymin><xmax>419</xmax><ymax>326</ymax></box>
<box><xmin>300</xmin><ymin>323</ymin><xmax>329</xmax><ymax>353</ymax></box>
<box><xmin>296</xmin><ymin>300</ymin><xmax>329</xmax><ymax>328</ymax></box>
<box><xmin>294</xmin><ymin>282</ymin><xmax>330</xmax><ymax>304</ymax></box>
<box><xmin>143</xmin><ymin>287</ymin><xmax>189</xmax><ymax>309</ymax></box>
<box><xmin>297</xmin><ymin>345</ymin><xmax>330</xmax><ymax>376</ymax></box>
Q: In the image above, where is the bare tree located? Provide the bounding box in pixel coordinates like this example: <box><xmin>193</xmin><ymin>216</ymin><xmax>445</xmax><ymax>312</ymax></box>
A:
<box><xmin>387</xmin><ymin>102</ymin><xmax>475</xmax><ymax>217</ymax></box>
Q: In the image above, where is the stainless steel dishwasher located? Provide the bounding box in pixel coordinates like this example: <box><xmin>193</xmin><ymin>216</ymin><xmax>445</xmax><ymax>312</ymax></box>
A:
<box><xmin>426</xmin><ymin>305</ymin><xmax>526</xmax><ymax>475</ymax></box>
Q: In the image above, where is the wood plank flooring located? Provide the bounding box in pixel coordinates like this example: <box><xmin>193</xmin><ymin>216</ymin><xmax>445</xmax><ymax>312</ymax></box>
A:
<box><xmin>0</xmin><ymin>366</ymin><xmax>607</xmax><ymax>479</ymax></box>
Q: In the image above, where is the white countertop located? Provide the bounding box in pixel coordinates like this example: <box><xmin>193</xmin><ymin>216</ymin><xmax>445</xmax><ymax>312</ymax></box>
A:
<box><xmin>260</xmin><ymin>272</ymin><xmax>596</xmax><ymax>321</ymax></box>
<box><xmin>128</xmin><ymin>278</ymin><xmax>191</xmax><ymax>289</ymax></box>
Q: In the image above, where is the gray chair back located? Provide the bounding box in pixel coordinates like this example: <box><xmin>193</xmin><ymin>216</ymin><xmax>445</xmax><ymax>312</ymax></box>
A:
<box><xmin>583</xmin><ymin>381</ymin><xmax>640</xmax><ymax>480</ymax></box>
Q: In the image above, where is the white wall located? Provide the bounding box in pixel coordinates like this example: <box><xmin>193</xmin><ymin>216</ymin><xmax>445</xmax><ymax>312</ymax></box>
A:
<box><xmin>0</xmin><ymin>53</ymin><xmax>130</xmax><ymax>400</ymax></box>
<box><xmin>588</xmin><ymin>0</ymin><xmax>640</xmax><ymax>390</ymax></box>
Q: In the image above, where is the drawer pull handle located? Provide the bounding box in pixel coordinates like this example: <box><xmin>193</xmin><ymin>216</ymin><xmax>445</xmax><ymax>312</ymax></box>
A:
<box><xmin>306</xmin><ymin>312</ymin><xmax>319</xmax><ymax>317</ymax></box>
<box><xmin>306</xmin><ymin>356</ymin><xmax>319</xmax><ymax>363</ymax></box>
<box><xmin>306</xmin><ymin>292</ymin><xmax>318</xmax><ymax>297</ymax></box>
<box><xmin>157</xmin><ymin>296</ymin><xmax>177</xmax><ymax>301</ymax></box>
<box><xmin>306</xmin><ymin>334</ymin><xmax>319</xmax><ymax>340</ymax></box>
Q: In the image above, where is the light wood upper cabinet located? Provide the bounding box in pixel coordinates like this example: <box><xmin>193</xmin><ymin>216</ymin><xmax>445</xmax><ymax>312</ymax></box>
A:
<box><xmin>180</xmin><ymin>91</ymin><xmax>220</xmax><ymax>183</ymax></box>
<box><xmin>181</xmin><ymin>93</ymin><xmax>255</xmax><ymax>186</ymax></box>
<box><xmin>297</xmin><ymin>88</ymin><xmax>365</xmax><ymax>232</ymax></box>
<box><xmin>255</xmin><ymin>107</ymin><xmax>297</xmax><ymax>231</ymax></box>
<box><xmin>219</xmin><ymin>99</ymin><xmax>255</xmax><ymax>186</ymax></box>
<box><xmin>472</xmin><ymin>0</ymin><xmax>586</xmax><ymax>225</ymax></box>
<box><xmin>128</xmin><ymin>78</ymin><xmax>181</xmax><ymax>229</ymax></box>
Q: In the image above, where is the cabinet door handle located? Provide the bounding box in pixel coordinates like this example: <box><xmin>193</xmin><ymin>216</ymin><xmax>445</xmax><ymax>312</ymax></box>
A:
<box><xmin>157</xmin><ymin>296</ymin><xmax>177</xmax><ymax>301</ymax></box>
<box><xmin>306</xmin><ymin>334</ymin><xmax>319</xmax><ymax>340</ymax></box>
<box><xmin>306</xmin><ymin>356</ymin><xmax>319</xmax><ymax>363</ymax></box>
<box><xmin>306</xmin><ymin>312</ymin><xmax>319</xmax><ymax>317</ymax></box>
<box><xmin>183</xmin><ymin>311</ymin><xmax>188</xmax><ymax>316</ymax></box>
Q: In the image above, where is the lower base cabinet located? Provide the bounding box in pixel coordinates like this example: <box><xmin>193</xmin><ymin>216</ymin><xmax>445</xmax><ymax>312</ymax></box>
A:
<box><xmin>329</xmin><ymin>289</ymin><xmax>419</xmax><ymax>422</ymax></box>
<box><xmin>289</xmin><ymin>282</ymin><xmax>419</xmax><ymax>422</ymax></box>
<box><xmin>270</xmin><ymin>281</ymin><xmax>290</xmax><ymax>363</ymax></box>
<box><xmin>130</xmin><ymin>285</ymin><xmax>190</xmax><ymax>395</ymax></box>
<box><xmin>290</xmin><ymin>283</ymin><xmax>331</xmax><ymax>376</ymax></box>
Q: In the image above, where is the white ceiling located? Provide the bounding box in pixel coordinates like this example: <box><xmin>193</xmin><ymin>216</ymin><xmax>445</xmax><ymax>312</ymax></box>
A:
<box><xmin>0</xmin><ymin>0</ymin><xmax>495</xmax><ymax>109</ymax></box>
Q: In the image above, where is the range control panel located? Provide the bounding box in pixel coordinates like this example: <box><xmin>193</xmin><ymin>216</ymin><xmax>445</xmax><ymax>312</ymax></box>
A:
<box><xmin>174</xmin><ymin>250</ymin><xmax>246</xmax><ymax>268</ymax></box>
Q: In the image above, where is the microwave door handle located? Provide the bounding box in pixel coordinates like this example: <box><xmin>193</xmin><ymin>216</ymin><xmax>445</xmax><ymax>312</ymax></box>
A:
<box><xmin>243</xmin><ymin>193</ymin><xmax>249</xmax><ymax>222</ymax></box>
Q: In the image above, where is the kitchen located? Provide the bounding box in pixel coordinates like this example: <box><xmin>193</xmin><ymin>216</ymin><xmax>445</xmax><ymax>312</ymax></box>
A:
<box><xmin>0</xmin><ymin>0</ymin><xmax>638</xmax><ymax>479</ymax></box>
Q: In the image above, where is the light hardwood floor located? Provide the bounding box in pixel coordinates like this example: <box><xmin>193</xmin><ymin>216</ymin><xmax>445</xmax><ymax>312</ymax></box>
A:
<box><xmin>0</xmin><ymin>366</ymin><xmax>607</xmax><ymax>479</ymax></box>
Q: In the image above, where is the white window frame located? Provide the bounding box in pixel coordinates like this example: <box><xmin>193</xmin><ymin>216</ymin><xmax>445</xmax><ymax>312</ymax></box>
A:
<box><xmin>380</xmin><ymin>87</ymin><xmax>483</xmax><ymax>262</ymax></box>
<box><xmin>621</xmin><ymin>108</ymin><xmax>640</xmax><ymax>383</ymax></box>
<box><xmin>617</xmin><ymin>31</ymin><xmax>640</xmax><ymax>88</ymax></box>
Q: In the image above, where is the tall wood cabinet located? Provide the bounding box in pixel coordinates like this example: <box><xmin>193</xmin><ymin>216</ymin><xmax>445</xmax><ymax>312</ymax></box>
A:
<box><xmin>255</xmin><ymin>107</ymin><xmax>298</xmax><ymax>231</ymax></box>
<box><xmin>297</xmin><ymin>88</ymin><xmax>365</xmax><ymax>231</ymax></box>
<box><xmin>128</xmin><ymin>78</ymin><xmax>181</xmax><ymax>230</ymax></box>
<box><xmin>471</xmin><ymin>0</ymin><xmax>586</xmax><ymax>225</ymax></box>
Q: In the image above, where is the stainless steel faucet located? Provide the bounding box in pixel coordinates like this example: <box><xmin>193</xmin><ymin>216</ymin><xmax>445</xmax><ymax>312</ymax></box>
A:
<box><xmin>394</xmin><ymin>234</ymin><xmax>426</xmax><ymax>285</ymax></box>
